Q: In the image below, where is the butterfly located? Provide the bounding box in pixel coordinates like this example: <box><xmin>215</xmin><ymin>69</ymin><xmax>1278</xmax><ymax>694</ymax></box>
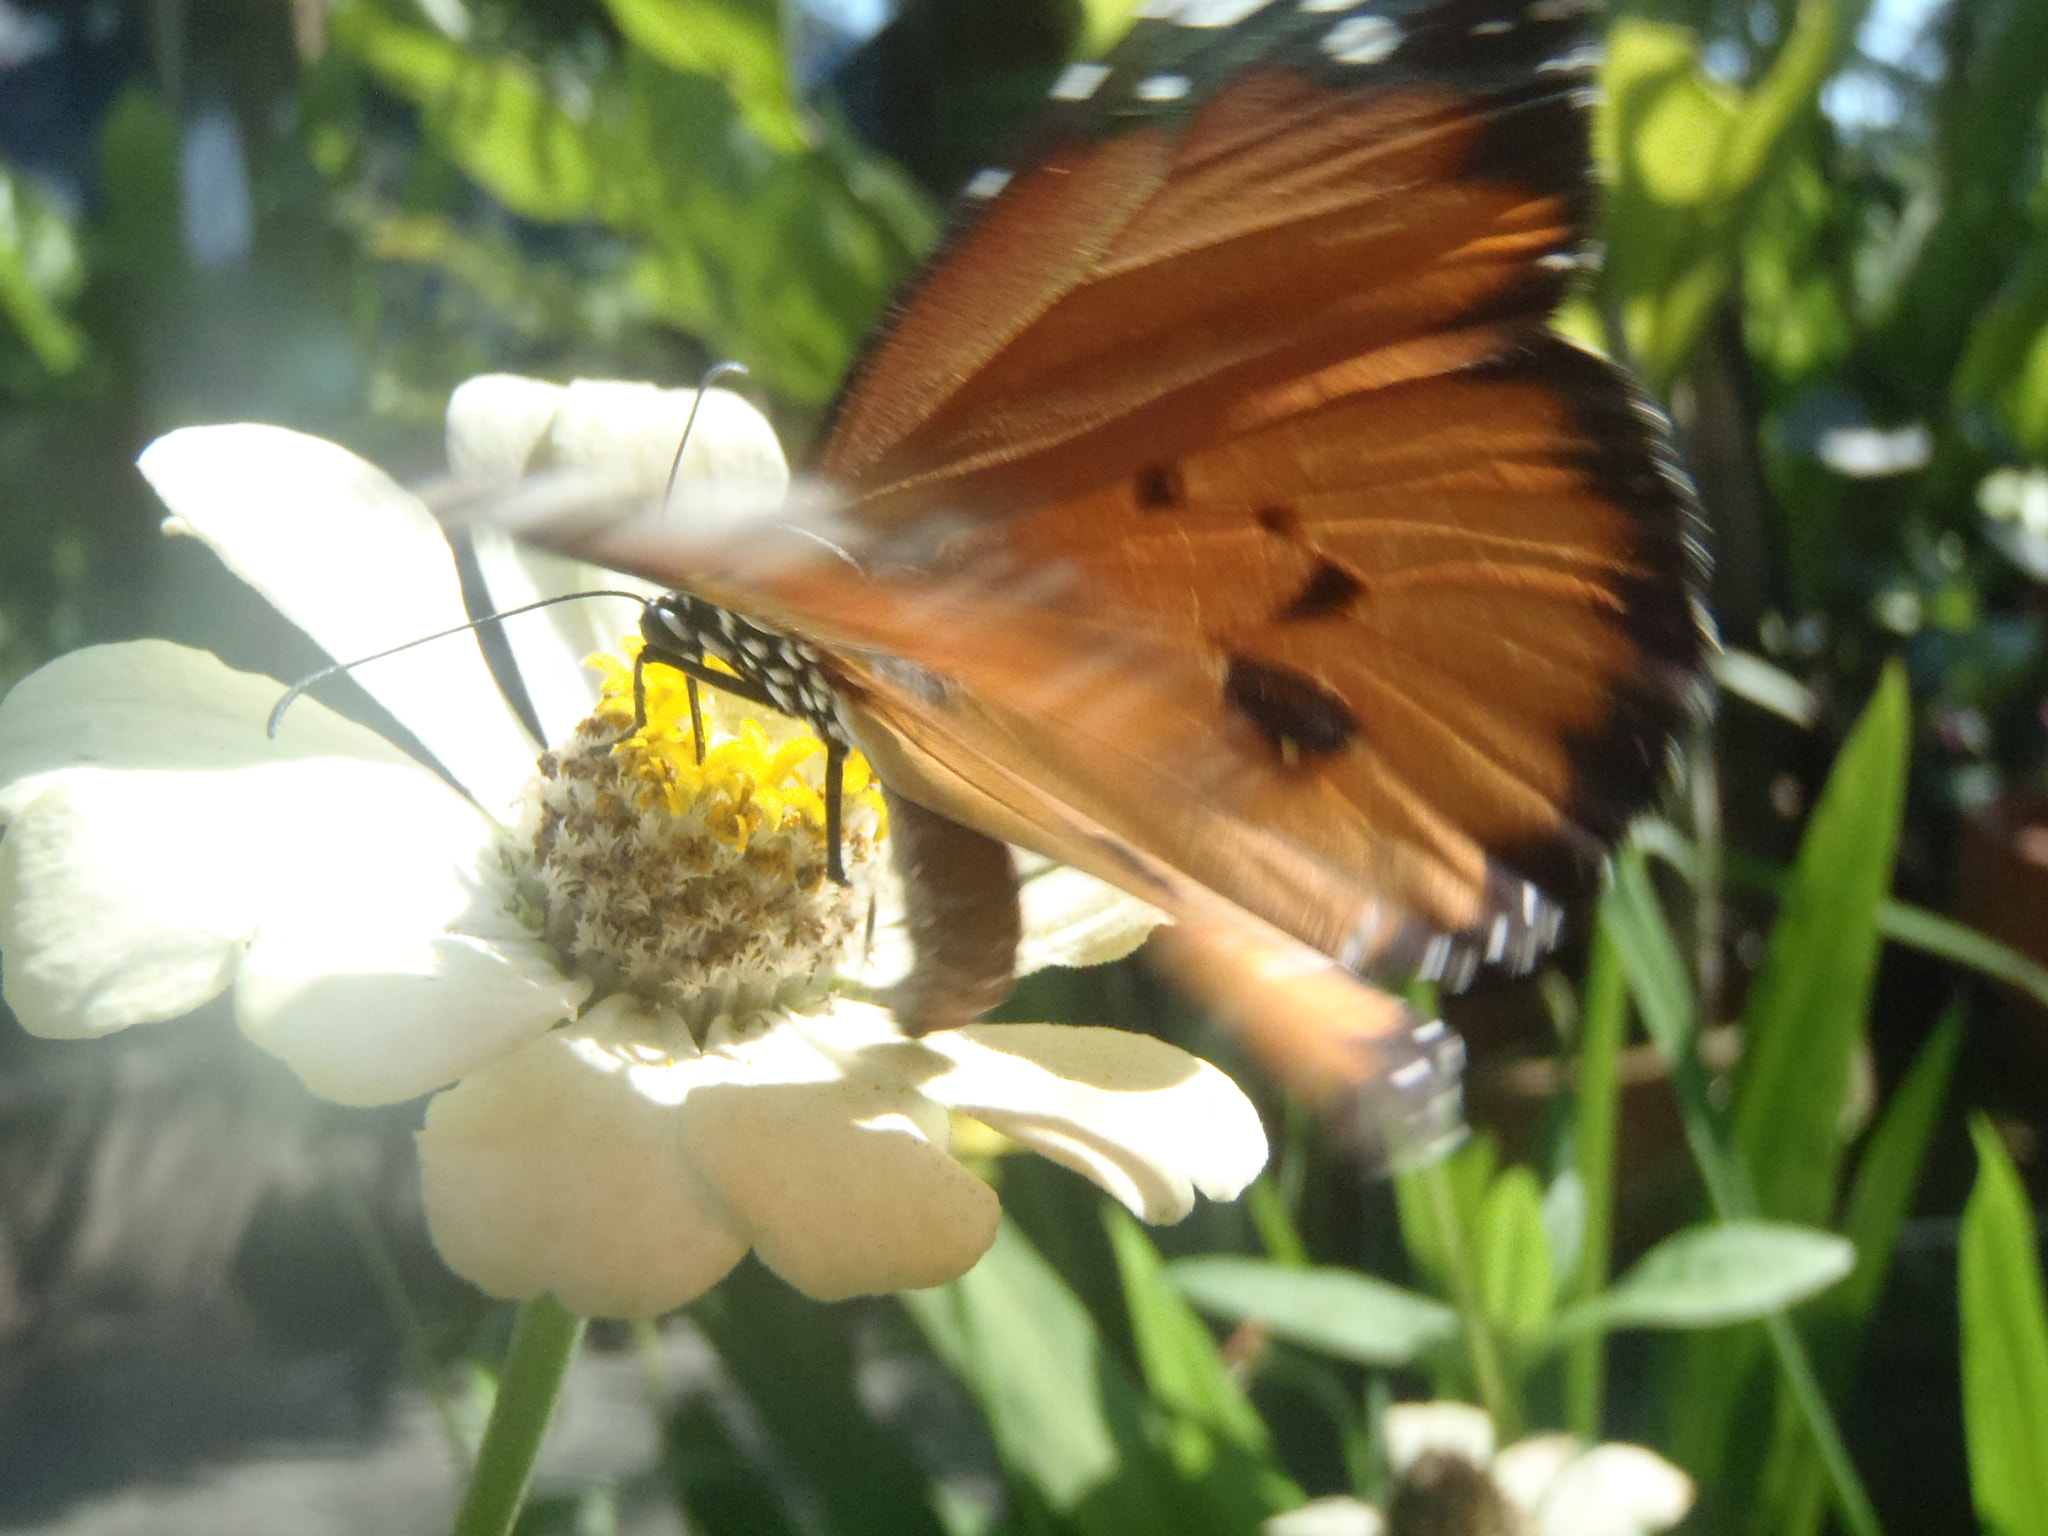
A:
<box><xmin>484</xmin><ymin>0</ymin><xmax>1711</xmax><ymax>1157</ymax></box>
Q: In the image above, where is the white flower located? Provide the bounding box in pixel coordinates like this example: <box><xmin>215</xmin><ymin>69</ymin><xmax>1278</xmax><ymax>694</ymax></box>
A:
<box><xmin>0</xmin><ymin>375</ymin><xmax>1268</xmax><ymax>1318</ymax></box>
<box><xmin>1263</xmin><ymin>1402</ymin><xmax>1694</xmax><ymax>1536</ymax></box>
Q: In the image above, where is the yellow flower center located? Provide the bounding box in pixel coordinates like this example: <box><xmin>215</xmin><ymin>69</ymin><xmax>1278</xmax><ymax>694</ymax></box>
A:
<box><xmin>524</xmin><ymin>639</ymin><xmax>887</xmax><ymax>1028</ymax></box>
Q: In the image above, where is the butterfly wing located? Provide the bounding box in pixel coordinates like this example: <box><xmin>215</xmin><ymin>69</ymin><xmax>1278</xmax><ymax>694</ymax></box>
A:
<box><xmin>571</xmin><ymin>0</ymin><xmax>1706</xmax><ymax>992</ymax></box>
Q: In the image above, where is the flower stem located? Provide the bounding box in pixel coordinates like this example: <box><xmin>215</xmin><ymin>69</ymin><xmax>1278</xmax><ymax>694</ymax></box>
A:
<box><xmin>1417</xmin><ymin>1158</ymin><xmax>1515</xmax><ymax>1436</ymax></box>
<box><xmin>450</xmin><ymin>1295</ymin><xmax>586</xmax><ymax>1536</ymax></box>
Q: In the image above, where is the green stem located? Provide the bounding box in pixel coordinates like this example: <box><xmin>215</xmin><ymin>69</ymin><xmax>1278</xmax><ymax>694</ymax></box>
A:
<box><xmin>1417</xmin><ymin>1159</ymin><xmax>1515</xmax><ymax>1436</ymax></box>
<box><xmin>1247</xmin><ymin>1178</ymin><xmax>1311</xmax><ymax>1268</ymax></box>
<box><xmin>449</xmin><ymin>1295</ymin><xmax>586</xmax><ymax>1536</ymax></box>
<box><xmin>1565</xmin><ymin>921</ymin><xmax>1627</xmax><ymax>1439</ymax></box>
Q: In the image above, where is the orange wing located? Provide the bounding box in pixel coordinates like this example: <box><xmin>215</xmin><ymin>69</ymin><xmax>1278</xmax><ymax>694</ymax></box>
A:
<box><xmin>564</xmin><ymin>0</ymin><xmax>1707</xmax><ymax>994</ymax></box>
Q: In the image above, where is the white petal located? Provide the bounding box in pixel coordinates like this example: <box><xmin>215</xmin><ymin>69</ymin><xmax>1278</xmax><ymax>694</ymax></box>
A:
<box><xmin>677</xmin><ymin>1017</ymin><xmax>1000</xmax><ymax>1300</ymax></box>
<box><xmin>1383</xmin><ymin>1402</ymin><xmax>1496</xmax><ymax>1477</ymax></box>
<box><xmin>449</xmin><ymin>377</ymin><xmax>641</xmax><ymax>746</ymax></box>
<box><xmin>1013</xmin><ymin>858</ymin><xmax>1167</xmax><ymax>975</ymax></box>
<box><xmin>543</xmin><ymin>378</ymin><xmax>789</xmax><ymax>536</ymax></box>
<box><xmin>445</xmin><ymin>374</ymin><xmax>567</xmax><ymax>480</ymax></box>
<box><xmin>0</xmin><ymin>640</ymin><xmax>418</xmax><ymax>811</ymax></box>
<box><xmin>886</xmin><ymin>1024</ymin><xmax>1267</xmax><ymax>1223</ymax></box>
<box><xmin>0</xmin><ymin>644</ymin><xmax>584</xmax><ymax>1098</ymax></box>
<box><xmin>417</xmin><ymin>1006</ymin><xmax>748</xmax><ymax>1318</ymax></box>
<box><xmin>1531</xmin><ymin>1444</ymin><xmax>1696</xmax><ymax>1536</ymax></box>
<box><xmin>1263</xmin><ymin>1496</ymin><xmax>1386</xmax><ymax>1536</ymax></box>
<box><xmin>1492</xmin><ymin>1434</ymin><xmax>1583</xmax><ymax>1513</ymax></box>
<box><xmin>468</xmin><ymin>527</ymin><xmax>654</xmax><ymax>746</ymax></box>
<box><xmin>138</xmin><ymin>423</ymin><xmax>537</xmax><ymax>814</ymax></box>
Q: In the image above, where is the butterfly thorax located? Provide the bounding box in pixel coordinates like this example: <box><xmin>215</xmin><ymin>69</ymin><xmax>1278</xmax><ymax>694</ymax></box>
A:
<box><xmin>640</xmin><ymin>593</ymin><xmax>849</xmax><ymax>751</ymax></box>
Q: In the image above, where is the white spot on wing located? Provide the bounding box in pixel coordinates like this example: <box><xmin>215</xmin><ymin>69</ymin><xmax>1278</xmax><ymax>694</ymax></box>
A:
<box><xmin>1145</xmin><ymin>0</ymin><xmax>1270</xmax><ymax>25</ymax></box>
<box><xmin>1050</xmin><ymin>61</ymin><xmax>1112</xmax><ymax>99</ymax></box>
<box><xmin>1470</xmin><ymin>17</ymin><xmax>1514</xmax><ymax>35</ymax></box>
<box><xmin>1321</xmin><ymin>13</ymin><xmax>1401</xmax><ymax>64</ymax></box>
<box><xmin>1135</xmin><ymin>71</ymin><xmax>1191</xmax><ymax>101</ymax></box>
<box><xmin>964</xmin><ymin>167</ymin><xmax>1012</xmax><ymax>199</ymax></box>
<box><xmin>1299</xmin><ymin>0</ymin><xmax>1360</xmax><ymax>11</ymax></box>
<box><xmin>1538</xmin><ymin>42</ymin><xmax>1604</xmax><ymax>73</ymax></box>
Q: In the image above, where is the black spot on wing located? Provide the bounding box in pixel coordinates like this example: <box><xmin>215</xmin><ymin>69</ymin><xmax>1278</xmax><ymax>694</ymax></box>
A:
<box><xmin>1256</xmin><ymin>504</ymin><xmax>1303</xmax><ymax>538</ymax></box>
<box><xmin>1224</xmin><ymin>654</ymin><xmax>1359</xmax><ymax>756</ymax></box>
<box><xmin>1278</xmin><ymin>558</ymin><xmax>1365</xmax><ymax>622</ymax></box>
<box><xmin>1136</xmin><ymin>463</ymin><xmax>1184</xmax><ymax>509</ymax></box>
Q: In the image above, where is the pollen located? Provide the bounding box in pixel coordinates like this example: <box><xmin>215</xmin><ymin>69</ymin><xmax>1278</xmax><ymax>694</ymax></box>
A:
<box><xmin>522</xmin><ymin>640</ymin><xmax>887</xmax><ymax>1029</ymax></box>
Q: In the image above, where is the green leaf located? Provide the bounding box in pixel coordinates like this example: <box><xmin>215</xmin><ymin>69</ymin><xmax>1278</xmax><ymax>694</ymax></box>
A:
<box><xmin>336</xmin><ymin>4</ymin><xmax>598</xmax><ymax>221</ymax></box>
<box><xmin>1105</xmin><ymin>1208</ymin><xmax>1270</xmax><ymax>1454</ymax></box>
<box><xmin>1167</xmin><ymin>1257</ymin><xmax>1458</xmax><ymax>1367</ymax></box>
<box><xmin>694</xmin><ymin>1262</ymin><xmax>950</xmax><ymax>1536</ymax></box>
<box><xmin>1961</xmin><ymin>1118</ymin><xmax>2048</xmax><ymax>1536</ymax></box>
<box><xmin>1756</xmin><ymin>1010</ymin><xmax>1964</xmax><ymax>1536</ymax></box>
<box><xmin>1105</xmin><ymin>1209</ymin><xmax>1299</xmax><ymax>1525</ymax></box>
<box><xmin>1600</xmin><ymin>846</ymin><xmax>1697</xmax><ymax>1063</ymax></box>
<box><xmin>1394</xmin><ymin>1135</ymin><xmax>1495</xmax><ymax>1295</ymax></box>
<box><xmin>901</xmin><ymin>1220</ymin><xmax>1188</xmax><ymax>1536</ymax></box>
<box><xmin>0</xmin><ymin>165</ymin><xmax>87</xmax><ymax>375</ymax></box>
<box><xmin>1598</xmin><ymin>0</ymin><xmax>1868</xmax><ymax>384</ymax></box>
<box><xmin>1733</xmin><ymin>661</ymin><xmax>1909</xmax><ymax>1226</ymax></box>
<box><xmin>1475</xmin><ymin>1166</ymin><xmax>1553</xmax><ymax>1342</ymax></box>
<box><xmin>1835</xmin><ymin>1009</ymin><xmax>1961</xmax><ymax>1330</ymax></box>
<box><xmin>603</xmin><ymin>0</ymin><xmax>806</xmax><ymax>152</ymax></box>
<box><xmin>1552</xmin><ymin>1223</ymin><xmax>1854</xmax><ymax>1337</ymax></box>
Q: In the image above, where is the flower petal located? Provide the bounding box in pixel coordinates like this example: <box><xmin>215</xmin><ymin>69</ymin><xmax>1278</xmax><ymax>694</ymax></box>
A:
<box><xmin>889</xmin><ymin>1024</ymin><xmax>1268</xmax><ymax>1223</ymax></box>
<box><xmin>0</xmin><ymin>639</ymin><xmax>419</xmax><ymax>806</ymax></box>
<box><xmin>138</xmin><ymin>423</ymin><xmax>537</xmax><ymax>813</ymax></box>
<box><xmin>468</xmin><ymin>528</ymin><xmax>653</xmax><ymax>746</ymax></box>
<box><xmin>448</xmin><ymin>375</ymin><xmax>790</xmax><ymax>543</ymax></box>
<box><xmin>1529</xmin><ymin>1444</ymin><xmax>1696</xmax><ymax>1536</ymax></box>
<box><xmin>417</xmin><ymin>1003</ymin><xmax>748</xmax><ymax>1318</ymax></box>
<box><xmin>678</xmin><ymin>1016</ymin><xmax>1000</xmax><ymax>1300</ymax></box>
<box><xmin>1013</xmin><ymin>858</ymin><xmax>1167</xmax><ymax>975</ymax></box>
<box><xmin>1383</xmin><ymin>1401</ymin><xmax>1496</xmax><ymax>1476</ymax></box>
<box><xmin>0</xmin><ymin>643</ymin><xmax>584</xmax><ymax>1098</ymax></box>
<box><xmin>444</xmin><ymin>374</ymin><xmax>568</xmax><ymax>481</ymax></box>
<box><xmin>1262</xmin><ymin>1496</ymin><xmax>1387</xmax><ymax>1536</ymax></box>
<box><xmin>1491</xmin><ymin>1434</ymin><xmax>1583</xmax><ymax>1513</ymax></box>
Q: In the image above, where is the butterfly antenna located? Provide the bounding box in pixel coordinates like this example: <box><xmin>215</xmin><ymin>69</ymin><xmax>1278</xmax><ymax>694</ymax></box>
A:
<box><xmin>267</xmin><ymin>589</ymin><xmax>650</xmax><ymax>737</ymax></box>
<box><xmin>662</xmin><ymin>359</ymin><xmax>751</xmax><ymax>502</ymax></box>
<box><xmin>662</xmin><ymin>359</ymin><xmax>749</xmax><ymax>765</ymax></box>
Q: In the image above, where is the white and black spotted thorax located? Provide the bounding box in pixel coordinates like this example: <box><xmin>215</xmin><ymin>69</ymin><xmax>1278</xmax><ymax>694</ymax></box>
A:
<box><xmin>640</xmin><ymin>593</ymin><xmax>850</xmax><ymax>748</ymax></box>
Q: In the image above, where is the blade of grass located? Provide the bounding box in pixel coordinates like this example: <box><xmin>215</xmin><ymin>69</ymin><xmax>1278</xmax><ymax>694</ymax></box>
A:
<box><xmin>1961</xmin><ymin>1119</ymin><xmax>2048</xmax><ymax>1536</ymax></box>
<box><xmin>1603</xmin><ymin>850</ymin><xmax>1883</xmax><ymax>1536</ymax></box>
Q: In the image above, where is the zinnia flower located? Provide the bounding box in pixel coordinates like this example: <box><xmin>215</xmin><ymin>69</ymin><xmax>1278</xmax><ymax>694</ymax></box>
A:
<box><xmin>0</xmin><ymin>375</ymin><xmax>1268</xmax><ymax>1318</ymax></box>
<box><xmin>1264</xmin><ymin>1401</ymin><xmax>1695</xmax><ymax>1536</ymax></box>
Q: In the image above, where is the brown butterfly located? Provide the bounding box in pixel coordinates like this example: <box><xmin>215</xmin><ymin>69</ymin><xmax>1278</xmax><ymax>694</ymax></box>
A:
<box><xmin>485</xmin><ymin>0</ymin><xmax>1710</xmax><ymax>1155</ymax></box>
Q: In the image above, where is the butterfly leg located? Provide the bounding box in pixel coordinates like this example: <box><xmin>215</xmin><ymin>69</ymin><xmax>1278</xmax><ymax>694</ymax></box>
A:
<box><xmin>824</xmin><ymin>737</ymin><xmax>847</xmax><ymax>887</ymax></box>
<box><xmin>686</xmin><ymin>677</ymin><xmax>706</xmax><ymax>764</ymax></box>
